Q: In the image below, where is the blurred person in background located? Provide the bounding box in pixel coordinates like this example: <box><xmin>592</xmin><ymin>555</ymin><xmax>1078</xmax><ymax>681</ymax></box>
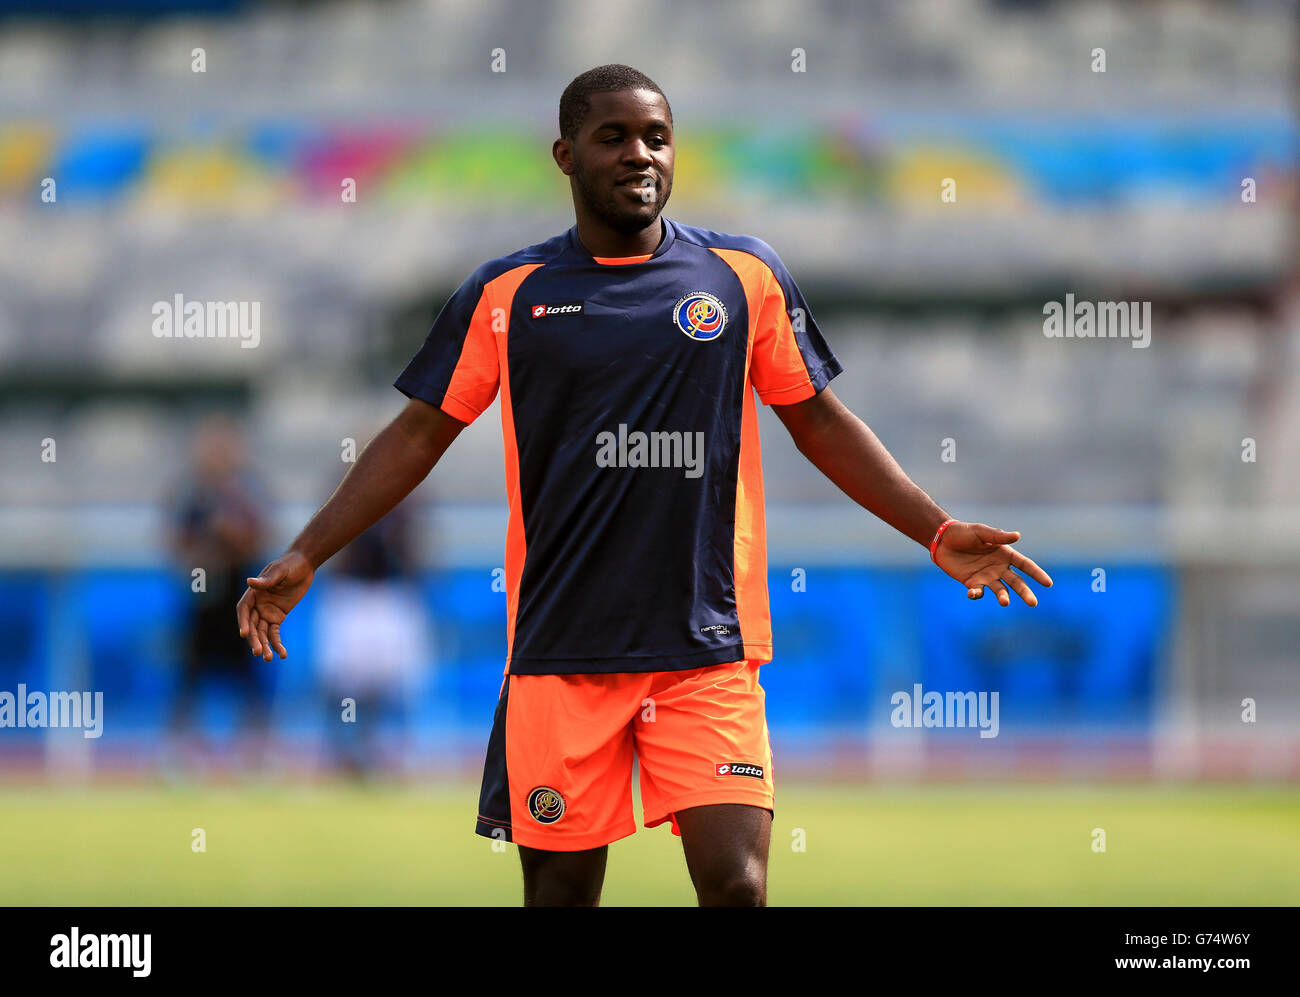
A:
<box><xmin>313</xmin><ymin>493</ymin><xmax>431</xmax><ymax>780</ymax></box>
<box><xmin>165</xmin><ymin>414</ymin><xmax>270</xmax><ymax>774</ymax></box>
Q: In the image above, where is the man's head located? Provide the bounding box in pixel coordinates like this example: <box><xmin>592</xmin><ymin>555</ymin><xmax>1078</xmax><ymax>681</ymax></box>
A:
<box><xmin>553</xmin><ymin>64</ymin><xmax>674</xmax><ymax>237</ymax></box>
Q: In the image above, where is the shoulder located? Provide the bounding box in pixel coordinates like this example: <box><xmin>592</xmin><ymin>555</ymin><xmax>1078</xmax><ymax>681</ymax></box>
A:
<box><xmin>461</xmin><ymin>230</ymin><xmax>572</xmax><ymax>292</ymax></box>
<box><xmin>670</xmin><ymin>221</ymin><xmax>787</xmax><ymax>277</ymax></box>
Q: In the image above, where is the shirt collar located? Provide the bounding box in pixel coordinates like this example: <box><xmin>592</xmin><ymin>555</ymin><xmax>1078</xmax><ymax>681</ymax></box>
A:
<box><xmin>568</xmin><ymin>217</ymin><xmax>675</xmax><ymax>265</ymax></box>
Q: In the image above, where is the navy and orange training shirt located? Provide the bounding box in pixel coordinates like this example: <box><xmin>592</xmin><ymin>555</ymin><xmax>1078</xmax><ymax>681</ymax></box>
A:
<box><xmin>395</xmin><ymin>218</ymin><xmax>843</xmax><ymax>676</ymax></box>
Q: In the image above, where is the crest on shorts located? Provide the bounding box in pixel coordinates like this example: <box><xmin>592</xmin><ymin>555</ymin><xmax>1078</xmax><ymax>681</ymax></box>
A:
<box><xmin>527</xmin><ymin>786</ymin><xmax>566</xmax><ymax>824</ymax></box>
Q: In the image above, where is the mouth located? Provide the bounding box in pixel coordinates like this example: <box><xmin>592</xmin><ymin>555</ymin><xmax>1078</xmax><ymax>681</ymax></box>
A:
<box><xmin>615</xmin><ymin>175</ymin><xmax>658</xmax><ymax>202</ymax></box>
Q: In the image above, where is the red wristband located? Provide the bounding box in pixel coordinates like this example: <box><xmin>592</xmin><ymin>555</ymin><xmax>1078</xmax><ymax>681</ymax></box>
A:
<box><xmin>929</xmin><ymin>518</ymin><xmax>957</xmax><ymax>562</ymax></box>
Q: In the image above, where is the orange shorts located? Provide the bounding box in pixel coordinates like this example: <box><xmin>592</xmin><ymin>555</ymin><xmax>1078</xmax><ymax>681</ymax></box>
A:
<box><xmin>474</xmin><ymin>659</ymin><xmax>775</xmax><ymax>851</ymax></box>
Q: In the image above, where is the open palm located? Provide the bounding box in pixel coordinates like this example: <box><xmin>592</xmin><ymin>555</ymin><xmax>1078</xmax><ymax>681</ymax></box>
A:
<box><xmin>933</xmin><ymin>522</ymin><xmax>1052</xmax><ymax>607</ymax></box>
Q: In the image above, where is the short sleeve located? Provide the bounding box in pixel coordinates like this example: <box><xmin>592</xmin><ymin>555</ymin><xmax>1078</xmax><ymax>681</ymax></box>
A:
<box><xmin>748</xmin><ymin>251</ymin><xmax>843</xmax><ymax>405</ymax></box>
<box><xmin>394</xmin><ymin>268</ymin><xmax>500</xmax><ymax>425</ymax></box>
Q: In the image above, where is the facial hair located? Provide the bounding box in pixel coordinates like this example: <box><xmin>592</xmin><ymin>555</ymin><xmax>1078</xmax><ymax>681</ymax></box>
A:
<box><xmin>572</xmin><ymin>155</ymin><xmax>672</xmax><ymax>236</ymax></box>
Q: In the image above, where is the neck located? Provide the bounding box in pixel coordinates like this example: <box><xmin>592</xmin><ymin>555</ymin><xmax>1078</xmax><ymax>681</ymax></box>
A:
<box><xmin>574</xmin><ymin>216</ymin><xmax>664</xmax><ymax>258</ymax></box>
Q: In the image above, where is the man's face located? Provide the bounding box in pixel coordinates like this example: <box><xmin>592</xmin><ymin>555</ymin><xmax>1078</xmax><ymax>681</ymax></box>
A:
<box><xmin>557</xmin><ymin>88</ymin><xmax>674</xmax><ymax>236</ymax></box>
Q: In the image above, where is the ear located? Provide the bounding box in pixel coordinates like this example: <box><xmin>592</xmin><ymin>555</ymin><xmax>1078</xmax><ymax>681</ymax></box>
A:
<box><xmin>552</xmin><ymin>137</ymin><xmax>574</xmax><ymax>175</ymax></box>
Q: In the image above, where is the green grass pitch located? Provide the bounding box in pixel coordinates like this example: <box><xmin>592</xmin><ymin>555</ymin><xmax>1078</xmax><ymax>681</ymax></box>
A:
<box><xmin>1</xmin><ymin>783</ymin><xmax>1295</xmax><ymax>905</ymax></box>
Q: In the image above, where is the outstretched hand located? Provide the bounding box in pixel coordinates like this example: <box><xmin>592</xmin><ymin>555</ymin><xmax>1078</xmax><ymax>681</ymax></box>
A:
<box><xmin>933</xmin><ymin>522</ymin><xmax>1052</xmax><ymax>606</ymax></box>
<box><xmin>236</xmin><ymin>550</ymin><xmax>315</xmax><ymax>661</ymax></box>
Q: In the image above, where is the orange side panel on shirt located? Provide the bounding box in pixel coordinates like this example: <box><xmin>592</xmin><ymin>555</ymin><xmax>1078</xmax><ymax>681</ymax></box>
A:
<box><xmin>709</xmin><ymin>248</ymin><xmax>778</xmax><ymax>657</ymax></box>
<box><xmin>447</xmin><ymin>263</ymin><xmax>545</xmax><ymax>673</ymax></box>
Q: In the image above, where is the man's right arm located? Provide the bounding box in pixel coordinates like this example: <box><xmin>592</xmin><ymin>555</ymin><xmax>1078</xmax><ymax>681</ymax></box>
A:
<box><xmin>236</xmin><ymin>397</ymin><xmax>466</xmax><ymax>660</ymax></box>
<box><xmin>289</xmin><ymin>397</ymin><xmax>465</xmax><ymax>569</ymax></box>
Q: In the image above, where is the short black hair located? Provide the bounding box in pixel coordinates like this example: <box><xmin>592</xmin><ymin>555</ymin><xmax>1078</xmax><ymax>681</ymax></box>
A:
<box><xmin>558</xmin><ymin>64</ymin><xmax>672</xmax><ymax>141</ymax></box>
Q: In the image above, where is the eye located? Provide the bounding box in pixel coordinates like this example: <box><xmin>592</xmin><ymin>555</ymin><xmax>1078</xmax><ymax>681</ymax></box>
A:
<box><xmin>602</xmin><ymin>136</ymin><xmax>622</xmax><ymax>144</ymax></box>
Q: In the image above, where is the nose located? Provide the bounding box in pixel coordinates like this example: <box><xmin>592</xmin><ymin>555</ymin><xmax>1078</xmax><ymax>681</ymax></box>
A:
<box><xmin>622</xmin><ymin>139</ymin><xmax>653</xmax><ymax>165</ymax></box>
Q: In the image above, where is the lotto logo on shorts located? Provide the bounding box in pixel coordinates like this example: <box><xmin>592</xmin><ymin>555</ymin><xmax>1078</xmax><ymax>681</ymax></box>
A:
<box><xmin>527</xmin><ymin>786</ymin><xmax>566</xmax><ymax>824</ymax></box>
<box><xmin>715</xmin><ymin>762</ymin><xmax>764</xmax><ymax>779</ymax></box>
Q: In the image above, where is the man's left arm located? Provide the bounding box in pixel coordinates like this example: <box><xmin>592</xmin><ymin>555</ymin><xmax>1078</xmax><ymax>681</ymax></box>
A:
<box><xmin>771</xmin><ymin>386</ymin><xmax>1053</xmax><ymax>607</ymax></box>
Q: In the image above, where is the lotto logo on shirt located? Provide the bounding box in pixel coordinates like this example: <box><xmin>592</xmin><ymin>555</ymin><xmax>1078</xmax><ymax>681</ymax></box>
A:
<box><xmin>716</xmin><ymin>762</ymin><xmax>764</xmax><ymax>778</ymax></box>
<box><xmin>530</xmin><ymin>302</ymin><xmax>584</xmax><ymax>318</ymax></box>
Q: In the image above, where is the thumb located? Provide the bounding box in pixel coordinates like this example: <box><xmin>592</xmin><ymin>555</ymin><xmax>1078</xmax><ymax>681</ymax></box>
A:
<box><xmin>973</xmin><ymin>523</ymin><xmax>1020</xmax><ymax>545</ymax></box>
<box><xmin>246</xmin><ymin>564</ymin><xmax>284</xmax><ymax>590</ymax></box>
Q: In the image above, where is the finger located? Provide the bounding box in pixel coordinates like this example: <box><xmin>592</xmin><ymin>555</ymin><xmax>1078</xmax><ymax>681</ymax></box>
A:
<box><xmin>987</xmin><ymin>579</ymin><xmax>1011</xmax><ymax>607</ymax></box>
<box><xmin>1009</xmin><ymin>550</ymin><xmax>1053</xmax><ymax>587</ymax></box>
<box><xmin>247</xmin><ymin>607</ymin><xmax>263</xmax><ymax>656</ymax></box>
<box><xmin>236</xmin><ymin>593</ymin><xmax>251</xmax><ymax>637</ymax></box>
<box><xmin>256</xmin><ymin>615</ymin><xmax>273</xmax><ymax>662</ymax></box>
<box><xmin>974</xmin><ymin>523</ymin><xmax>1021</xmax><ymax>546</ymax></box>
<box><xmin>1002</xmin><ymin>569</ymin><xmax>1038</xmax><ymax>607</ymax></box>
<box><xmin>269</xmin><ymin>622</ymin><xmax>288</xmax><ymax>660</ymax></box>
<box><xmin>247</xmin><ymin>564</ymin><xmax>283</xmax><ymax>591</ymax></box>
<box><xmin>967</xmin><ymin>585</ymin><xmax>984</xmax><ymax>600</ymax></box>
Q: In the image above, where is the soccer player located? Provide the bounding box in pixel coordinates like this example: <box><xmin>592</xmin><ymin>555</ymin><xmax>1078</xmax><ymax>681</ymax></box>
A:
<box><xmin>236</xmin><ymin>64</ymin><xmax>1053</xmax><ymax>906</ymax></box>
